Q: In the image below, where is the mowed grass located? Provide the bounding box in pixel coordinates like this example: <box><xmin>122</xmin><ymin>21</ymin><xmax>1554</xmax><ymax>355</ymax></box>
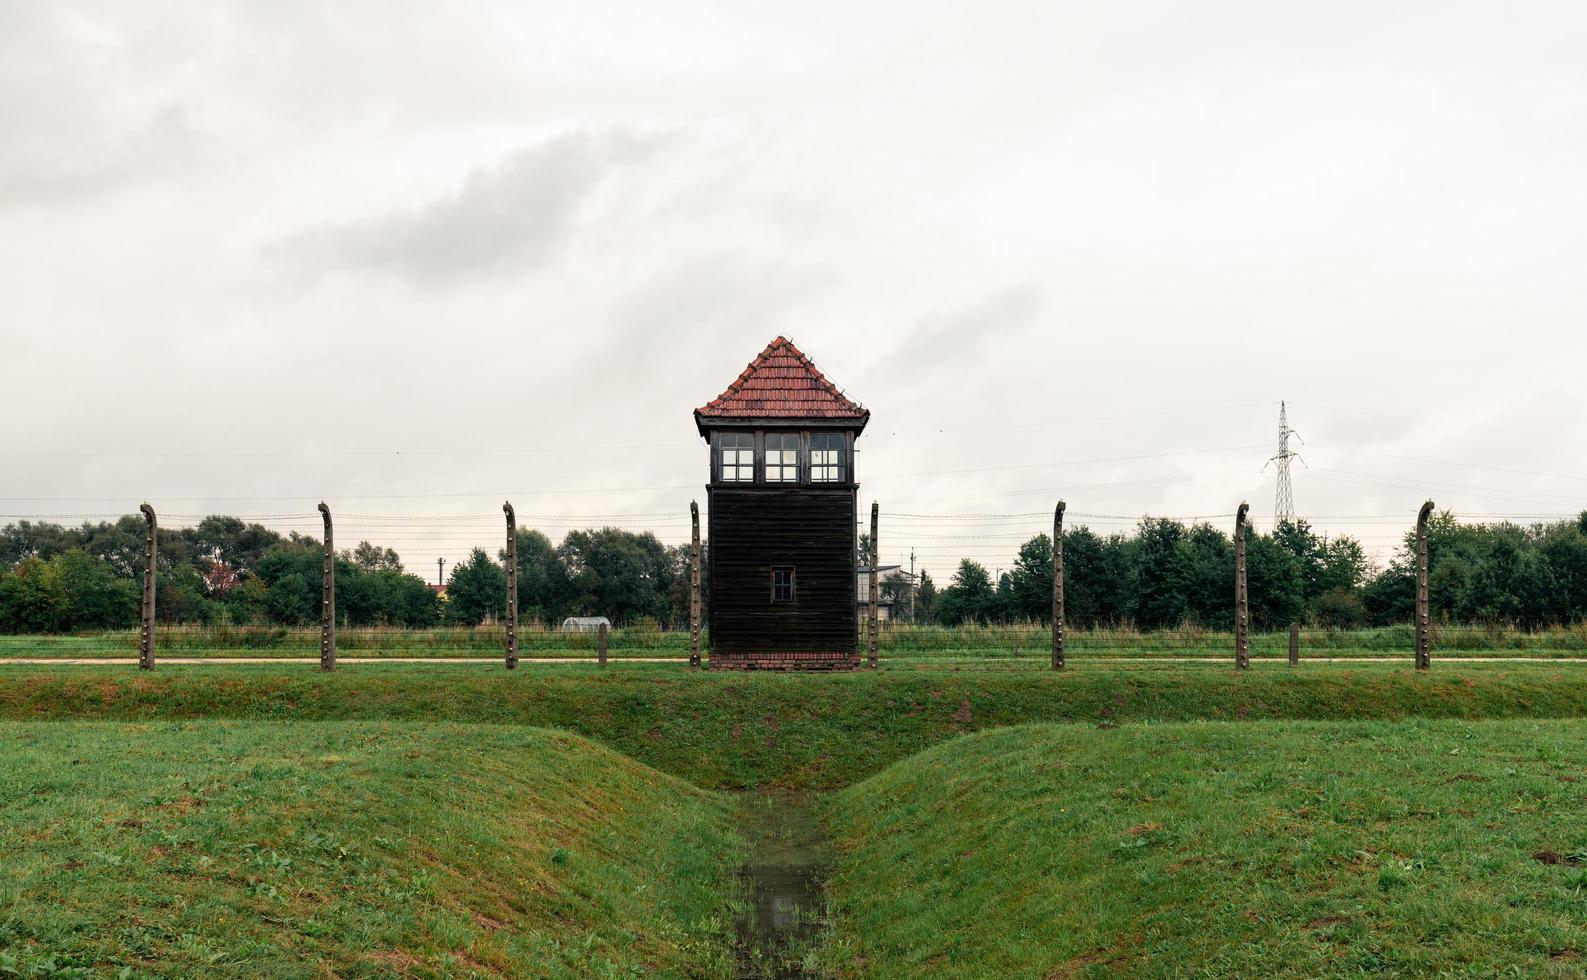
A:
<box><xmin>12</xmin><ymin>670</ymin><xmax>1587</xmax><ymax>976</ymax></box>
<box><xmin>0</xmin><ymin>721</ymin><xmax>739</xmax><ymax>978</ymax></box>
<box><xmin>8</xmin><ymin>623</ymin><xmax>1582</xmax><ymax>660</ymax></box>
<box><xmin>825</xmin><ymin>720</ymin><xmax>1587</xmax><ymax>978</ymax></box>
<box><xmin>7</xmin><ymin>663</ymin><xmax>1587</xmax><ymax>789</ymax></box>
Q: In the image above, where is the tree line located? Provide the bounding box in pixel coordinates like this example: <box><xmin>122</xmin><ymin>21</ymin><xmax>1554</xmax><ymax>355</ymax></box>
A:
<box><xmin>0</xmin><ymin>516</ymin><xmax>695</xmax><ymax>633</ymax></box>
<box><xmin>3</xmin><ymin>511</ymin><xmax>1585</xmax><ymax>634</ymax></box>
<box><xmin>916</xmin><ymin>512</ymin><xmax>1587</xmax><ymax>630</ymax></box>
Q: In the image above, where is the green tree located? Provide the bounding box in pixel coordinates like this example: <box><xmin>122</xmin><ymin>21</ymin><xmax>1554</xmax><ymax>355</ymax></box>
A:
<box><xmin>1362</xmin><ymin>562</ymin><xmax>1414</xmax><ymax>626</ymax></box>
<box><xmin>557</xmin><ymin>529</ymin><xmax>677</xmax><ymax>624</ymax></box>
<box><xmin>77</xmin><ymin>516</ymin><xmax>148</xmax><ymax>579</ymax></box>
<box><xmin>1540</xmin><ymin>521</ymin><xmax>1587</xmax><ymax>622</ymax></box>
<box><xmin>265</xmin><ymin>572</ymin><xmax>315</xmax><ymax>625</ymax></box>
<box><xmin>1314</xmin><ymin>586</ymin><xmax>1367</xmax><ymax>629</ymax></box>
<box><xmin>915</xmin><ymin>570</ymin><xmax>937</xmax><ymax>622</ymax></box>
<box><xmin>502</xmin><ymin>529</ymin><xmax>572</xmax><ymax>625</ymax></box>
<box><xmin>0</xmin><ymin>558</ymin><xmax>65</xmax><ymax>632</ymax></box>
<box><xmin>190</xmin><ymin>515</ymin><xmax>283</xmax><ymax>582</ymax></box>
<box><xmin>219</xmin><ymin>576</ymin><xmax>271</xmax><ymax>625</ymax></box>
<box><xmin>446</xmin><ymin>548</ymin><xmax>506</xmax><ymax>626</ymax></box>
<box><xmin>1002</xmin><ymin>535</ymin><xmax>1054</xmax><ymax>623</ymax></box>
<box><xmin>55</xmin><ymin>550</ymin><xmax>139</xmax><ymax>629</ymax></box>
<box><xmin>1269</xmin><ymin>519</ymin><xmax>1367</xmax><ymax>616</ymax></box>
<box><xmin>1133</xmin><ymin>518</ymin><xmax>1188</xmax><ymax>629</ymax></box>
<box><xmin>156</xmin><ymin>561</ymin><xmax>213</xmax><ymax>625</ymax></box>
<box><xmin>257</xmin><ymin>546</ymin><xmax>324</xmax><ymax>625</ymax></box>
<box><xmin>1173</xmin><ymin>523</ymin><xmax>1235</xmax><ymax>629</ymax></box>
<box><xmin>993</xmin><ymin>572</ymin><xmax>1014</xmax><ymax>623</ymax></box>
<box><xmin>1245</xmin><ymin>531</ymin><xmax>1305</xmax><ymax>629</ymax></box>
<box><xmin>1061</xmin><ymin>527</ymin><xmax>1137</xmax><ymax>628</ymax></box>
<box><xmin>347</xmin><ymin>541</ymin><xmax>403</xmax><ymax>573</ymax></box>
<box><xmin>1318</xmin><ymin>536</ymin><xmax>1369</xmax><ymax>597</ymax></box>
<box><xmin>936</xmin><ymin>560</ymin><xmax>998</xmax><ymax>626</ymax></box>
<box><xmin>363</xmin><ymin>569</ymin><xmax>440</xmax><ymax>627</ymax></box>
<box><xmin>0</xmin><ymin>521</ymin><xmax>75</xmax><ymax>569</ymax></box>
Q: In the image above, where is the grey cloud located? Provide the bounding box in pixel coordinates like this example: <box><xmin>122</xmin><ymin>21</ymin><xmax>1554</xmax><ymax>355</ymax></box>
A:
<box><xmin>6</xmin><ymin>0</ymin><xmax>1587</xmax><ymax>577</ymax></box>
<box><xmin>0</xmin><ymin>104</ymin><xmax>195</xmax><ymax>208</ymax></box>
<box><xmin>274</xmin><ymin>130</ymin><xmax>662</xmax><ymax>284</ymax></box>
<box><xmin>886</xmin><ymin>285</ymin><xmax>1044</xmax><ymax>378</ymax></box>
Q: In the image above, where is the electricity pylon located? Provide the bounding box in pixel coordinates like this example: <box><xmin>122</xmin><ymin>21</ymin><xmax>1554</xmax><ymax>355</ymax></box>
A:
<box><xmin>1263</xmin><ymin>401</ymin><xmax>1305</xmax><ymax>526</ymax></box>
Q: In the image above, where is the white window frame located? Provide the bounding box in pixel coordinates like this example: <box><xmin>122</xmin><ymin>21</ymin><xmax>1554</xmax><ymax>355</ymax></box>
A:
<box><xmin>810</xmin><ymin>432</ymin><xmax>845</xmax><ymax>482</ymax></box>
<box><xmin>719</xmin><ymin>433</ymin><xmax>754</xmax><ymax>483</ymax></box>
<box><xmin>764</xmin><ymin>432</ymin><xmax>800</xmax><ymax>483</ymax></box>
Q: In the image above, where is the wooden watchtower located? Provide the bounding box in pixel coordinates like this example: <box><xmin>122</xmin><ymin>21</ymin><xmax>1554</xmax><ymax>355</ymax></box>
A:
<box><xmin>695</xmin><ymin>337</ymin><xmax>869</xmax><ymax>669</ymax></box>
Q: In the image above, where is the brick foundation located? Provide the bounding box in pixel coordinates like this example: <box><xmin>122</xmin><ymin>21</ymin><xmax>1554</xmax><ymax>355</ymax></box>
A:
<box><xmin>708</xmin><ymin>651</ymin><xmax>862</xmax><ymax>671</ymax></box>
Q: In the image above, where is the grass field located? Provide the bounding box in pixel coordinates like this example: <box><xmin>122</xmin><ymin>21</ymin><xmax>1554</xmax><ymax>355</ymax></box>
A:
<box><xmin>8</xmin><ymin>667</ymin><xmax>1587</xmax><ymax>976</ymax></box>
<box><xmin>6</xmin><ymin>662</ymin><xmax>1587</xmax><ymax>789</ymax></box>
<box><xmin>0</xmin><ymin>722</ymin><xmax>739</xmax><ymax>978</ymax></box>
<box><xmin>825</xmin><ymin>720</ymin><xmax>1587</xmax><ymax>977</ymax></box>
<box><xmin>4</xmin><ymin>622</ymin><xmax>1583</xmax><ymax>660</ymax></box>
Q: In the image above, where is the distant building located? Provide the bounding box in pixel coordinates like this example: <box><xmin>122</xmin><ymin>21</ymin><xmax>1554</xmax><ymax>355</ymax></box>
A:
<box><xmin>858</xmin><ymin>565</ymin><xmax>916</xmax><ymax>623</ymax></box>
<box><xmin>561</xmin><ymin>616</ymin><xmax>611</xmax><ymax>633</ymax></box>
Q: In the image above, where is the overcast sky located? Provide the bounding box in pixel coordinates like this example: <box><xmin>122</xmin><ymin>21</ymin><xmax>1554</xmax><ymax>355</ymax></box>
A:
<box><xmin>4</xmin><ymin>1</ymin><xmax>1586</xmax><ymax>581</ymax></box>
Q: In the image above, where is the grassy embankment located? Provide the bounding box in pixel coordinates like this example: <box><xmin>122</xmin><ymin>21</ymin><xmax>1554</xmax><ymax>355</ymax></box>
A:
<box><xmin>4</xmin><ymin>623</ymin><xmax>1582</xmax><ymax>659</ymax></box>
<box><xmin>825</xmin><ymin>720</ymin><xmax>1587</xmax><ymax>977</ymax></box>
<box><xmin>0</xmin><ymin>721</ymin><xmax>738</xmax><ymax>978</ymax></box>
<box><xmin>6</xmin><ymin>663</ymin><xmax>1587</xmax><ymax>789</ymax></box>
<box><xmin>11</xmin><ymin>668</ymin><xmax>1587</xmax><ymax>976</ymax></box>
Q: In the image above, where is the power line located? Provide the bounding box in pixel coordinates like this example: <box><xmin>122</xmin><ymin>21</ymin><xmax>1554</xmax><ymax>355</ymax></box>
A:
<box><xmin>0</xmin><ymin>442</ymin><xmax>698</xmax><ymax>459</ymax></box>
<box><xmin>1309</xmin><ymin>470</ymin><xmax>1587</xmax><ymax>507</ymax></box>
<box><xmin>866</xmin><ymin>444</ymin><xmax>1269</xmax><ymax>482</ymax></box>
<box><xmin>878</xmin><ymin>471</ymin><xmax>1258</xmax><ymax>506</ymax></box>
<box><xmin>1309</xmin><ymin>444</ymin><xmax>1587</xmax><ymax>486</ymax></box>
<box><xmin>0</xmin><ymin>442</ymin><xmax>1279</xmax><ymax>504</ymax></box>
<box><xmin>869</xmin><ymin>400</ymin><xmax>1272</xmax><ymax>438</ymax></box>
<box><xmin>0</xmin><ymin>483</ymin><xmax>702</xmax><ymax>503</ymax></box>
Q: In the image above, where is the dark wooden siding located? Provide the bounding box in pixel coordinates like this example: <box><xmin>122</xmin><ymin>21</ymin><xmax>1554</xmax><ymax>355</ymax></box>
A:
<box><xmin>707</xmin><ymin>486</ymin><xmax>857</xmax><ymax>654</ymax></box>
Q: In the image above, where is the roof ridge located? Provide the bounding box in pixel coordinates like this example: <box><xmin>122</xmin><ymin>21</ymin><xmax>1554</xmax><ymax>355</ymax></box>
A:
<box><xmin>696</xmin><ymin>336</ymin><xmax>869</xmax><ymax>423</ymax></box>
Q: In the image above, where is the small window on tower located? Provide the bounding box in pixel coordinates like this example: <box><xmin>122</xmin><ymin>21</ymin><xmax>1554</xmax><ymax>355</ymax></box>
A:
<box><xmin>771</xmin><ymin>566</ymin><xmax>795</xmax><ymax>602</ymax></box>
<box><xmin>765</xmin><ymin>432</ymin><xmax>800</xmax><ymax>483</ymax></box>
<box><xmin>810</xmin><ymin>433</ymin><xmax>845</xmax><ymax>482</ymax></box>
<box><xmin>719</xmin><ymin>433</ymin><xmax>753</xmax><ymax>482</ymax></box>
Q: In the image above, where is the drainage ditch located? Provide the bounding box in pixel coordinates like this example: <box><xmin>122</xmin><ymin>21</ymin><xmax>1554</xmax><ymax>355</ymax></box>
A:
<box><xmin>732</xmin><ymin>790</ymin><xmax>834</xmax><ymax>979</ymax></box>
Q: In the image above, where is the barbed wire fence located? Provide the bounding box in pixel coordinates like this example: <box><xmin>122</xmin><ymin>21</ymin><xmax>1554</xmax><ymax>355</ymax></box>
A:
<box><xmin>2</xmin><ymin>500</ymin><xmax>1586</xmax><ymax>669</ymax></box>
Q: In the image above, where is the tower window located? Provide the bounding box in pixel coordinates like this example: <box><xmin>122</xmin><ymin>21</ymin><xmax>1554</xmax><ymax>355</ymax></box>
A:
<box><xmin>771</xmin><ymin>566</ymin><xmax>795</xmax><ymax>602</ymax></box>
<box><xmin>810</xmin><ymin>433</ymin><xmax>845</xmax><ymax>482</ymax></box>
<box><xmin>719</xmin><ymin>433</ymin><xmax>753</xmax><ymax>482</ymax></box>
<box><xmin>765</xmin><ymin>433</ymin><xmax>800</xmax><ymax>483</ymax></box>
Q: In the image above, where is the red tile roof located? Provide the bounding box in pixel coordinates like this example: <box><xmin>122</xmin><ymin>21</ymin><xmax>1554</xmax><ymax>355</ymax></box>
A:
<box><xmin>696</xmin><ymin>337</ymin><xmax>869</xmax><ymax>429</ymax></box>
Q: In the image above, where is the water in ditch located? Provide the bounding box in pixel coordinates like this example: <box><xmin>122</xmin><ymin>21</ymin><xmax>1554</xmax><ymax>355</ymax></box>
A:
<box><xmin>732</xmin><ymin>790</ymin><xmax>834</xmax><ymax>979</ymax></box>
